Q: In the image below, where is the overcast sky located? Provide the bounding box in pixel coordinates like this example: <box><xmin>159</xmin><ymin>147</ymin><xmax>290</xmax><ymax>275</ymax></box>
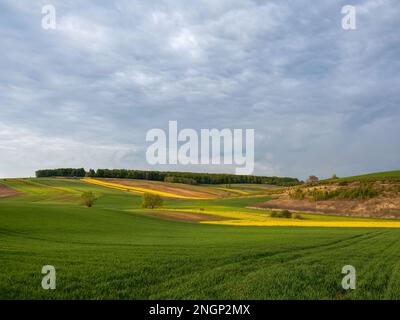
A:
<box><xmin>0</xmin><ymin>0</ymin><xmax>399</xmax><ymax>179</ymax></box>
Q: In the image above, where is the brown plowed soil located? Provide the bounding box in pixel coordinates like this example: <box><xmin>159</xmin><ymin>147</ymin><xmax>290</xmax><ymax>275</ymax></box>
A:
<box><xmin>149</xmin><ymin>211</ymin><xmax>223</xmax><ymax>222</ymax></box>
<box><xmin>0</xmin><ymin>183</ymin><xmax>22</xmax><ymax>198</ymax></box>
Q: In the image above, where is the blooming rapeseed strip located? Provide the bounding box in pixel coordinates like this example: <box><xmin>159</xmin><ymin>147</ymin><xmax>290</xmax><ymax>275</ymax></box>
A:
<box><xmin>201</xmin><ymin>219</ymin><xmax>400</xmax><ymax>228</ymax></box>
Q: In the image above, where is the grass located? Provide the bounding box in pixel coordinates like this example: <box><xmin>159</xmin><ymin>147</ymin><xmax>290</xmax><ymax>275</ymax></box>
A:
<box><xmin>1</xmin><ymin>178</ymin><xmax>400</xmax><ymax>299</ymax></box>
<box><xmin>325</xmin><ymin>170</ymin><xmax>400</xmax><ymax>183</ymax></box>
<box><xmin>345</xmin><ymin>170</ymin><xmax>400</xmax><ymax>180</ymax></box>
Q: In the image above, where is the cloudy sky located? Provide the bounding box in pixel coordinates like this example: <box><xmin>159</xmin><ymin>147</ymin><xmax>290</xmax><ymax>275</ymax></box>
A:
<box><xmin>0</xmin><ymin>0</ymin><xmax>399</xmax><ymax>179</ymax></box>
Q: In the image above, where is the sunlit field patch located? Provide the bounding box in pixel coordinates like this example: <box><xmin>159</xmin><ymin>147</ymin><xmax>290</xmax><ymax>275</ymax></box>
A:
<box><xmin>154</xmin><ymin>207</ymin><xmax>400</xmax><ymax>228</ymax></box>
<box><xmin>201</xmin><ymin>219</ymin><xmax>400</xmax><ymax>228</ymax></box>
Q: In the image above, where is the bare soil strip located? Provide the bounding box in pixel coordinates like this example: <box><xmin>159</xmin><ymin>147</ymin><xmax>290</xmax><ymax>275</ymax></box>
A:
<box><xmin>0</xmin><ymin>183</ymin><xmax>22</xmax><ymax>198</ymax></box>
<box><xmin>149</xmin><ymin>211</ymin><xmax>224</xmax><ymax>222</ymax></box>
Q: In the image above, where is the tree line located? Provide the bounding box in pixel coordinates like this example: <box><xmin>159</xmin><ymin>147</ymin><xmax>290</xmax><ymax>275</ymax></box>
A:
<box><xmin>36</xmin><ymin>168</ymin><xmax>86</xmax><ymax>178</ymax></box>
<box><xmin>36</xmin><ymin>168</ymin><xmax>301</xmax><ymax>186</ymax></box>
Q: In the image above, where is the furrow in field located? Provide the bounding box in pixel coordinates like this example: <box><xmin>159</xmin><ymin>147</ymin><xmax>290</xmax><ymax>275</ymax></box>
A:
<box><xmin>149</xmin><ymin>231</ymin><xmax>384</xmax><ymax>298</ymax></box>
<box><xmin>351</xmin><ymin>233</ymin><xmax>400</xmax><ymax>299</ymax></box>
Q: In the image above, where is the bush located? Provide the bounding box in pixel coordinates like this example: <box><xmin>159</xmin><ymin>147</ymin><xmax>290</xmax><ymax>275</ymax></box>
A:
<box><xmin>280</xmin><ymin>210</ymin><xmax>292</xmax><ymax>218</ymax></box>
<box><xmin>339</xmin><ymin>184</ymin><xmax>379</xmax><ymax>200</ymax></box>
<box><xmin>271</xmin><ymin>210</ymin><xmax>292</xmax><ymax>219</ymax></box>
<box><xmin>81</xmin><ymin>191</ymin><xmax>97</xmax><ymax>207</ymax></box>
<box><xmin>142</xmin><ymin>193</ymin><xmax>163</xmax><ymax>209</ymax></box>
<box><xmin>289</xmin><ymin>188</ymin><xmax>305</xmax><ymax>200</ymax></box>
<box><xmin>306</xmin><ymin>175</ymin><xmax>319</xmax><ymax>185</ymax></box>
<box><xmin>310</xmin><ymin>190</ymin><xmax>330</xmax><ymax>201</ymax></box>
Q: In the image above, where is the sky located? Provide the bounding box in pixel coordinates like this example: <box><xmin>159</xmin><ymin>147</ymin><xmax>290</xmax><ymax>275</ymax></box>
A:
<box><xmin>0</xmin><ymin>0</ymin><xmax>399</xmax><ymax>179</ymax></box>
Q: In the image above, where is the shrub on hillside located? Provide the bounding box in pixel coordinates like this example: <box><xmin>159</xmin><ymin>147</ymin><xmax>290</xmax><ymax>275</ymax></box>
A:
<box><xmin>81</xmin><ymin>191</ymin><xmax>97</xmax><ymax>208</ymax></box>
<box><xmin>289</xmin><ymin>188</ymin><xmax>305</xmax><ymax>200</ymax></box>
<box><xmin>339</xmin><ymin>184</ymin><xmax>380</xmax><ymax>200</ymax></box>
<box><xmin>306</xmin><ymin>175</ymin><xmax>319</xmax><ymax>185</ymax></box>
<box><xmin>310</xmin><ymin>184</ymin><xmax>380</xmax><ymax>201</ymax></box>
<box><xmin>142</xmin><ymin>193</ymin><xmax>163</xmax><ymax>209</ymax></box>
<box><xmin>280</xmin><ymin>210</ymin><xmax>292</xmax><ymax>218</ymax></box>
<box><xmin>271</xmin><ymin>210</ymin><xmax>293</xmax><ymax>219</ymax></box>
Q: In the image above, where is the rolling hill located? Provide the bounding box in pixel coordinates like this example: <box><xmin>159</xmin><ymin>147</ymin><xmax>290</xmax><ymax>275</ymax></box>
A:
<box><xmin>1</xmin><ymin>176</ymin><xmax>400</xmax><ymax>299</ymax></box>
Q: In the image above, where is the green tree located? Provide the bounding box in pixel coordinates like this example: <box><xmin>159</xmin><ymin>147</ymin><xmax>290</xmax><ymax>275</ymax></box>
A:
<box><xmin>87</xmin><ymin>169</ymin><xmax>96</xmax><ymax>177</ymax></box>
<box><xmin>306</xmin><ymin>175</ymin><xmax>319</xmax><ymax>185</ymax></box>
<box><xmin>81</xmin><ymin>191</ymin><xmax>97</xmax><ymax>207</ymax></box>
<box><xmin>142</xmin><ymin>193</ymin><xmax>163</xmax><ymax>209</ymax></box>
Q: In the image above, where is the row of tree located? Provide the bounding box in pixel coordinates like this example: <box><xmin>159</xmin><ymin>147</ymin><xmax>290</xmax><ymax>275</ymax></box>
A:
<box><xmin>36</xmin><ymin>168</ymin><xmax>301</xmax><ymax>186</ymax></box>
<box><xmin>90</xmin><ymin>169</ymin><xmax>301</xmax><ymax>185</ymax></box>
<box><xmin>36</xmin><ymin>168</ymin><xmax>86</xmax><ymax>178</ymax></box>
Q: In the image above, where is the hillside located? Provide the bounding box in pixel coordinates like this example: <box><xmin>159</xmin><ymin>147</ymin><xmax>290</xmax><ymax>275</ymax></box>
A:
<box><xmin>1</xmin><ymin>177</ymin><xmax>400</xmax><ymax>227</ymax></box>
<box><xmin>325</xmin><ymin>170</ymin><xmax>400</xmax><ymax>182</ymax></box>
<box><xmin>1</xmin><ymin>176</ymin><xmax>400</xmax><ymax>299</ymax></box>
<box><xmin>256</xmin><ymin>170</ymin><xmax>400</xmax><ymax>219</ymax></box>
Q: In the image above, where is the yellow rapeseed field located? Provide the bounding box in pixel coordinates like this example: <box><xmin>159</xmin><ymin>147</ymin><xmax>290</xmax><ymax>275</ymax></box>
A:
<box><xmin>201</xmin><ymin>219</ymin><xmax>400</xmax><ymax>228</ymax></box>
<box><xmin>156</xmin><ymin>208</ymin><xmax>400</xmax><ymax>228</ymax></box>
<box><xmin>156</xmin><ymin>208</ymin><xmax>263</xmax><ymax>220</ymax></box>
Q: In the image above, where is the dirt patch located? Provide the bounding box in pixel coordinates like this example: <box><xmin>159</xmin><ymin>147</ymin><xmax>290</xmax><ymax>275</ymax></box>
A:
<box><xmin>0</xmin><ymin>183</ymin><xmax>22</xmax><ymax>198</ymax></box>
<box><xmin>233</xmin><ymin>185</ymin><xmax>280</xmax><ymax>191</ymax></box>
<box><xmin>149</xmin><ymin>211</ymin><xmax>224</xmax><ymax>222</ymax></box>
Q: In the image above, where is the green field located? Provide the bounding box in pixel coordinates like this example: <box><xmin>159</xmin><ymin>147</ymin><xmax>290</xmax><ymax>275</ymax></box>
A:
<box><xmin>325</xmin><ymin>170</ymin><xmax>400</xmax><ymax>183</ymax></box>
<box><xmin>1</xmin><ymin>178</ymin><xmax>400</xmax><ymax>299</ymax></box>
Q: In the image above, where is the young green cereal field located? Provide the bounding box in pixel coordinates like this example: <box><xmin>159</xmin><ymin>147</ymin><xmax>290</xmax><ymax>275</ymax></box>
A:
<box><xmin>1</xmin><ymin>178</ymin><xmax>400</xmax><ymax>299</ymax></box>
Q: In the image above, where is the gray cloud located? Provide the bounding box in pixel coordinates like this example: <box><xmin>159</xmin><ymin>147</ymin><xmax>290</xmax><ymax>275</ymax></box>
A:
<box><xmin>0</xmin><ymin>0</ymin><xmax>399</xmax><ymax>179</ymax></box>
